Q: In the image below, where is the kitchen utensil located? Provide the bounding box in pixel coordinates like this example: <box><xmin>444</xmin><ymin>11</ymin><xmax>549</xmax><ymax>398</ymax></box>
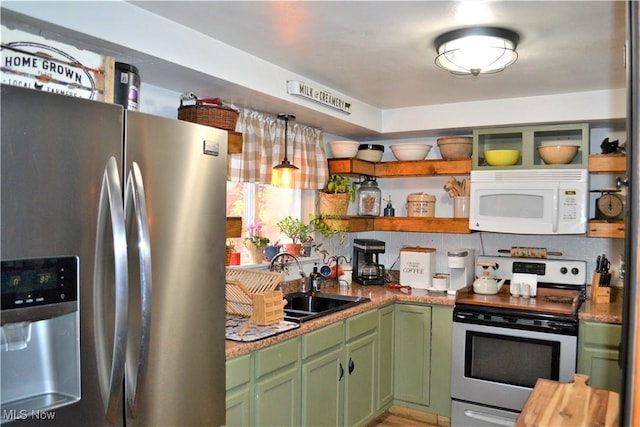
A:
<box><xmin>388</xmin><ymin>283</ymin><xmax>412</xmax><ymax>291</ymax></box>
<box><xmin>484</xmin><ymin>149</ymin><xmax>520</xmax><ymax>166</ymax></box>
<box><xmin>473</xmin><ymin>262</ymin><xmax>505</xmax><ymax>294</ymax></box>
<box><xmin>436</xmin><ymin>137</ymin><xmax>473</xmax><ymax>159</ymax></box>
<box><xmin>356</xmin><ymin>143</ymin><xmax>384</xmax><ymax>162</ymax></box>
<box><xmin>390</xmin><ymin>143</ymin><xmax>432</xmax><ymax>161</ymax></box>
<box><xmin>537</xmin><ymin>144</ymin><xmax>580</xmax><ymax>164</ymax></box>
<box><xmin>328</xmin><ymin>140</ymin><xmax>359</xmax><ymax>158</ymax></box>
<box><xmin>498</xmin><ymin>247</ymin><xmax>563</xmax><ymax>258</ymax></box>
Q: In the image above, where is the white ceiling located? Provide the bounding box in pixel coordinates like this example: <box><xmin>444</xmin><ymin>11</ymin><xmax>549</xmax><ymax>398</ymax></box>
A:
<box><xmin>129</xmin><ymin>0</ymin><xmax>626</xmax><ymax>111</ymax></box>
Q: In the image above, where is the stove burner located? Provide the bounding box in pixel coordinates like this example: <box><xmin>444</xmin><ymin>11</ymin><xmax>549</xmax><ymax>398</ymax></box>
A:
<box><xmin>544</xmin><ymin>295</ymin><xmax>574</xmax><ymax>304</ymax></box>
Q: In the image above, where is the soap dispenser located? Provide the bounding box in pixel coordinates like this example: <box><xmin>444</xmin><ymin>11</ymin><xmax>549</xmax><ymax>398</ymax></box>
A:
<box><xmin>383</xmin><ymin>195</ymin><xmax>395</xmax><ymax>217</ymax></box>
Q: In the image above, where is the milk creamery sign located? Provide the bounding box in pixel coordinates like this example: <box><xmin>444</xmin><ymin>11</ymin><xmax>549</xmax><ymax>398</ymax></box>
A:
<box><xmin>287</xmin><ymin>80</ymin><xmax>352</xmax><ymax>114</ymax></box>
<box><xmin>1</xmin><ymin>26</ymin><xmax>112</xmax><ymax>101</ymax></box>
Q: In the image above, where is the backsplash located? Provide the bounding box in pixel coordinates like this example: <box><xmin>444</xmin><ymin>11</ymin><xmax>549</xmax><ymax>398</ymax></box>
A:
<box><xmin>321</xmin><ymin>231</ymin><xmax>625</xmax><ymax>291</ymax></box>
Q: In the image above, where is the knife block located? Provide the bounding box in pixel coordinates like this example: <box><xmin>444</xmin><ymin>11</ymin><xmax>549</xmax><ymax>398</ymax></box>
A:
<box><xmin>591</xmin><ymin>272</ymin><xmax>611</xmax><ymax>304</ymax></box>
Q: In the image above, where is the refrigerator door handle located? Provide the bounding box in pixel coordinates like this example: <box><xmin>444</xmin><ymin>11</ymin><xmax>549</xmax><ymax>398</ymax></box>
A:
<box><xmin>93</xmin><ymin>156</ymin><xmax>128</xmax><ymax>422</ymax></box>
<box><xmin>124</xmin><ymin>162</ymin><xmax>153</xmax><ymax>419</ymax></box>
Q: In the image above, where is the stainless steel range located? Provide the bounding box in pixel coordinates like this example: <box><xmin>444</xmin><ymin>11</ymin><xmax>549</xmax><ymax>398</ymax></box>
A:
<box><xmin>451</xmin><ymin>255</ymin><xmax>587</xmax><ymax>427</ymax></box>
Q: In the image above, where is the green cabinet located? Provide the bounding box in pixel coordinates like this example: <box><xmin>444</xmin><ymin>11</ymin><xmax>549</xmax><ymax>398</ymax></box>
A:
<box><xmin>393</xmin><ymin>303</ymin><xmax>452</xmax><ymax>416</ymax></box>
<box><xmin>254</xmin><ymin>338</ymin><xmax>300</xmax><ymax>426</ymax></box>
<box><xmin>578</xmin><ymin>320</ymin><xmax>622</xmax><ymax>392</ymax></box>
<box><xmin>377</xmin><ymin>304</ymin><xmax>394</xmax><ymax>409</ymax></box>
<box><xmin>394</xmin><ymin>304</ymin><xmax>431</xmax><ymax>405</ymax></box>
<box><xmin>344</xmin><ymin>310</ymin><xmax>378</xmax><ymax>426</ymax></box>
<box><xmin>225</xmin><ymin>354</ymin><xmax>252</xmax><ymax>427</ymax></box>
<box><xmin>473</xmin><ymin>123</ymin><xmax>589</xmax><ymax>169</ymax></box>
<box><xmin>300</xmin><ymin>321</ymin><xmax>344</xmax><ymax>426</ymax></box>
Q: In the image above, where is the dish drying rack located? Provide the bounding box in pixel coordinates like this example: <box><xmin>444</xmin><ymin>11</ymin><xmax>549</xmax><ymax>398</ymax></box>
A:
<box><xmin>225</xmin><ymin>268</ymin><xmax>286</xmax><ymax>336</ymax></box>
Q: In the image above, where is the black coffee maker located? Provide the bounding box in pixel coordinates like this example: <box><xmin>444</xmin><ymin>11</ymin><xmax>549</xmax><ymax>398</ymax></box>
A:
<box><xmin>353</xmin><ymin>238</ymin><xmax>386</xmax><ymax>285</ymax></box>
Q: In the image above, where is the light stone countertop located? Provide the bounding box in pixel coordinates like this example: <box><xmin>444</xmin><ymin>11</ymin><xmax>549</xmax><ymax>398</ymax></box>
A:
<box><xmin>225</xmin><ymin>281</ymin><xmax>624</xmax><ymax>360</ymax></box>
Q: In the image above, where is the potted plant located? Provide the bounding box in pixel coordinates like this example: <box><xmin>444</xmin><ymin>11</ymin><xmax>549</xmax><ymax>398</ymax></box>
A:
<box><xmin>318</xmin><ymin>175</ymin><xmax>357</xmax><ymax>216</ymax></box>
<box><xmin>243</xmin><ymin>222</ymin><xmax>270</xmax><ymax>264</ymax></box>
<box><xmin>276</xmin><ymin>216</ymin><xmax>311</xmax><ymax>256</ymax></box>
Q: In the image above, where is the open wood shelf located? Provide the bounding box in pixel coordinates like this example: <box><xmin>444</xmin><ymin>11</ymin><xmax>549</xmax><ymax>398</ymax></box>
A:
<box><xmin>326</xmin><ymin>157</ymin><xmax>472</xmax><ymax>234</ymax></box>
<box><xmin>228</xmin><ymin>131</ymin><xmax>243</xmax><ymax>154</ymax></box>
<box><xmin>226</xmin><ymin>216</ymin><xmax>242</xmax><ymax>238</ymax></box>
<box><xmin>587</xmin><ymin>220</ymin><xmax>625</xmax><ymax>239</ymax></box>
<box><xmin>588</xmin><ymin>154</ymin><xmax>626</xmax><ymax>173</ymax></box>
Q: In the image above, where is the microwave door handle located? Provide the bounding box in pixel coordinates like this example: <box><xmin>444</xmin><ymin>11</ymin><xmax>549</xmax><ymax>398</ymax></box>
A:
<box><xmin>552</xmin><ymin>187</ymin><xmax>559</xmax><ymax>233</ymax></box>
<box><xmin>94</xmin><ymin>156</ymin><xmax>128</xmax><ymax>423</ymax></box>
<box><xmin>124</xmin><ymin>162</ymin><xmax>153</xmax><ymax>419</ymax></box>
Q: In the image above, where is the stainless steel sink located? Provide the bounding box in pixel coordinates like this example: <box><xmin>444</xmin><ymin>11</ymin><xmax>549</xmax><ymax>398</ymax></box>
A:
<box><xmin>283</xmin><ymin>291</ymin><xmax>370</xmax><ymax>323</ymax></box>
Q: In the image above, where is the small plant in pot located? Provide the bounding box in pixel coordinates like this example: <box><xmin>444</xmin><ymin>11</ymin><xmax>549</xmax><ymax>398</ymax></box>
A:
<box><xmin>318</xmin><ymin>175</ymin><xmax>356</xmax><ymax>216</ymax></box>
<box><xmin>308</xmin><ymin>213</ymin><xmax>349</xmax><ymax>259</ymax></box>
<box><xmin>276</xmin><ymin>216</ymin><xmax>311</xmax><ymax>257</ymax></box>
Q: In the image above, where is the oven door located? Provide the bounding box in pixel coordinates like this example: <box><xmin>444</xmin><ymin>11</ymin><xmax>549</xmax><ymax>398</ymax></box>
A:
<box><xmin>451</xmin><ymin>320</ymin><xmax>577</xmax><ymax>417</ymax></box>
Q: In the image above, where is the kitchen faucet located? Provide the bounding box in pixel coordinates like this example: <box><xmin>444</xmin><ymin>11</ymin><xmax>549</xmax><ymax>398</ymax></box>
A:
<box><xmin>268</xmin><ymin>252</ymin><xmax>307</xmax><ymax>291</ymax></box>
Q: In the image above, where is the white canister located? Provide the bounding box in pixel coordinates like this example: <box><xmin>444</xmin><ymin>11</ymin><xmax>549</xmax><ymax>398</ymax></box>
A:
<box><xmin>400</xmin><ymin>247</ymin><xmax>436</xmax><ymax>289</ymax></box>
<box><xmin>406</xmin><ymin>193</ymin><xmax>435</xmax><ymax>217</ymax></box>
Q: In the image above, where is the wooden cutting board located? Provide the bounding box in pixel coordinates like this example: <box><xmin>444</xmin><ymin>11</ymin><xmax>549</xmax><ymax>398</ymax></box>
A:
<box><xmin>516</xmin><ymin>374</ymin><xmax>619</xmax><ymax>427</ymax></box>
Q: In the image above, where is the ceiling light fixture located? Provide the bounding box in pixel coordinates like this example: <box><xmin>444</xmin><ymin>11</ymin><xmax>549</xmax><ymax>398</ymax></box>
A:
<box><xmin>271</xmin><ymin>113</ymin><xmax>298</xmax><ymax>188</ymax></box>
<box><xmin>434</xmin><ymin>27</ymin><xmax>520</xmax><ymax>76</ymax></box>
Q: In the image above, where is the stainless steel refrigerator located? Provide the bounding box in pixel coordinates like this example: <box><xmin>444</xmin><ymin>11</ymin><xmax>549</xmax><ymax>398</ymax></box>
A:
<box><xmin>0</xmin><ymin>84</ymin><xmax>227</xmax><ymax>426</ymax></box>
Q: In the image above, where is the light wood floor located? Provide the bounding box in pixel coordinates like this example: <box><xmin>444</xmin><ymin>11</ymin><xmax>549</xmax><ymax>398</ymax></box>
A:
<box><xmin>370</xmin><ymin>406</ymin><xmax>448</xmax><ymax>427</ymax></box>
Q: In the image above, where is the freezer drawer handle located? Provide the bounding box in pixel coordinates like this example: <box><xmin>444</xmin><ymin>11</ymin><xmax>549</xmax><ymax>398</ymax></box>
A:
<box><xmin>124</xmin><ymin>162</ymin><xmax>153</xmax><ymax>419</ymax></box>
<box><xmin>94</xmin><ymin>156</ymin><xmax>129</xmax><ymax>422</ymax></box>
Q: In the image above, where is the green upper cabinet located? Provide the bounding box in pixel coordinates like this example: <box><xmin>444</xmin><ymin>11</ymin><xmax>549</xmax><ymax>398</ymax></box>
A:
<box><xmin>473</xmin><ymin>123</ymin><xmax>589</xmax><ymax>170</ymax></box>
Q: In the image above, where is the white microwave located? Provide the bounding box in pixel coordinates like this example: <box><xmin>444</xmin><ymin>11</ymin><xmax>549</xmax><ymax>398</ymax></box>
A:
<box><xmin>469</xmin><ymin>169</ymin><xmax>589</xmax><ymax>235</ymax></box>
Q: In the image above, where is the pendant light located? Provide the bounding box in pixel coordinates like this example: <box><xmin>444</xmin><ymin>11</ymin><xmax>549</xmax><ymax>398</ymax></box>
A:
<box><xmin>271</xmin><ymin>113</ymin><xmax>298</xmax><ymax>188</ymax></box>
<box><xmin>434</xmin><ymin>27</ymin><xmax>519</xmax><ymax>76</ymax></box>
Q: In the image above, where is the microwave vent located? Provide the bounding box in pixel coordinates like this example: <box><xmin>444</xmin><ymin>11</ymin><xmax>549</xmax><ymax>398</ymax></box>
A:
<box><xmin>471</xmin><ymin>169</ymin><xmax>588</xmax><ymax>183</ymax></box>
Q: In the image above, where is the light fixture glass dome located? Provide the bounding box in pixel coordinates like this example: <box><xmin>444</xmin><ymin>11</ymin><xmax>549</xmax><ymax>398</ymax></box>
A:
<box><xmin>434</xmin><ymin>27</ymin><xmax>519</xmax><ymax>76</ymax></box>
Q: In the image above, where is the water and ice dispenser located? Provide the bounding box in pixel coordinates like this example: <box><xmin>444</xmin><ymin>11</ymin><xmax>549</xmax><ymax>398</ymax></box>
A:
<box><xmin>1</xmin><ymin>257</ymin><xmax>80</xmax><ymax>422</ymax></box>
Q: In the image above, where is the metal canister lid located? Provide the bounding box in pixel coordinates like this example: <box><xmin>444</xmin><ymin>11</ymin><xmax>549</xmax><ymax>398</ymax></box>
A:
<box><xmin>401</xmin><ymin>246</ymin><xmax>436</xmax><ymax>253</ymax></box>
<box><xmin>448</xmin><ymin>250</ymin><xmax>469</xmax><ymax>257</ymax></box>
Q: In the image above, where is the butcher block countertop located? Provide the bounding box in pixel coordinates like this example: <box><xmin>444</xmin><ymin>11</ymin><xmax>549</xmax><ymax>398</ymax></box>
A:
<box><xmin>225</xmin><ymin>282</ymin><xmax>623</xmax><ymax>359</ymax></box>
<box><xmin>225</xmin><ymin>282</ymin><xmax>454</xmax><ymax>359</ymax></box>
<box><xmin>516</xmin><ymin>374</ymin><xmax>619</xmax><ymax>427</ymax></box>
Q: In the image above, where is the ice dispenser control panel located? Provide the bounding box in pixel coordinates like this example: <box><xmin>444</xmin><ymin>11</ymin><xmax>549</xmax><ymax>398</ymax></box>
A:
<box><xmin>1</xmin><ymin>256</ymin><xmax>78</xmax><ymax>312</ymax></box>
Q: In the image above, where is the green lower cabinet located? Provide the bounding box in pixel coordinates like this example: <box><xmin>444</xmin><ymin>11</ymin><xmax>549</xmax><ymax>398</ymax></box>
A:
<box><xmin>344</xmin><ymin>330</ymin><xmax>377</xmax><ymax>426</ymax></box>
<box><xmin>393</xmin><ymin>303</ymin><xmax>452</xmax><ymax>417</ymax></box>
<box><xmin>377</xmin><ymin>304</ymin><xmax>394</xmax><ymax>410</ymax></box>
<box><xmin>301</xmin><ymin>322</ymin><xmax>345</xmax><ymax>426</ymax></box>
<box><xmin>578</xmin><ymin>320</ymin><xmax>622</xmax><ymax>392</ymax></box>
<box><xmin>394</xmin><ymin>304</ymin><xmax>431</xmax><ymax>405</ymax></box>
<box><xmin>225</xmin><ymin>354</ymin><xmax>252</xmax><ymax>427</ymax></box>
<box><xmin>254</xmin><ymin>338</ymin><xmax>300</xmax><ymax>426</ymax></box>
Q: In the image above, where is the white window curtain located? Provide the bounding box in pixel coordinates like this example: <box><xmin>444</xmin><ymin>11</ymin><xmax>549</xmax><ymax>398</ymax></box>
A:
<box><xmin>227</xmin><ymin>108</ymin><xmax>328</xmax><ymax>189</ymax></box>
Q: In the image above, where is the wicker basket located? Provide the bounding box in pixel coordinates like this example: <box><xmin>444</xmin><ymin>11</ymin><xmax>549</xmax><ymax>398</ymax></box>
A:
<box><xmin>178</xmin><ymin>100</ymin><xmax>239</xmax><ymax>131</ymax></box>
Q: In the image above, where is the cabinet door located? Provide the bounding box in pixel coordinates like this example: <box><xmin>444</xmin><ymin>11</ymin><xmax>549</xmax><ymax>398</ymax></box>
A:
<box><xmin>394</xmin><ymin>304</ymin><xmax>431</xmax><ymax>405</ymax></box>
<box><xmin>377</xmin><ymin>304</ymin><xmax>394</xmax><ymax>409</ymax></box>
<box><xmin>301</xmin><ymin>346</ymin><xmax>344</xmax><ymax>426</ymax></box>
<box><xmin>226</xmin><ymin>354</ymin><xmax>252</xmax><ymax>427</ymax></box>
<box><xmin>344</xmin><ymin>331</ymin><xmax>377</xmax><ymax>427</ymax></box>
<box><xmin>254</xmin><ymin>367</ymin><xmax>300</xmax><ymax>426</ymax></box>
<box><xmin>430</xmin><ymin>305</ymin><xmax>453</xmax><ymax>416</ymax></box>
<box><xmin>578</xmin><ymin>321</ymin><xmax>622</xmax><ymax>392</ymax></box>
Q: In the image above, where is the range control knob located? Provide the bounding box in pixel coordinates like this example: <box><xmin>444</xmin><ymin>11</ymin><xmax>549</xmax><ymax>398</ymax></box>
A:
<box><xmin>571</xmin><ymin>267</ymin><xmax>580</xmax><ymax>276</ymax></box>
<box><xmin>560</xmin><ymin>267</ymin><xmax>568</xmax><ymax>275</ymax></box>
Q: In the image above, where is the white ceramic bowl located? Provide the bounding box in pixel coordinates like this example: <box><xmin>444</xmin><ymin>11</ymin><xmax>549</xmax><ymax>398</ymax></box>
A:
<box><xmin>390</xmin><ymin>143</ymin><xmax>432</xmax><ymax>161</ymax></box>
<box><xmin>328</xmin><ymin>140</ymin><xmax>359</xmax><ymax>158</ymax></box>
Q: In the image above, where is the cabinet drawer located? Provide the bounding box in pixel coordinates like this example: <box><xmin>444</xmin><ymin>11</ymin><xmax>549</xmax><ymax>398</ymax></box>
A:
<box><xmin>581</xmin><ymin>321</ymin><xmax>622</xmax><ymax>347</ymax></box>
<box><xmin>302</xmin><ymin>321</ymin><xmax>344</xmax><ymax>359</ymax></box>
<box><xmin>346</xmin><ymin>310</ymin><xmax>377</xmax><ymax>341</ymax></box>
<box><xmin>226</xmin><ymin>354</ymin><xmax>251</xmax><ymax>390</ymax></box>
<box><xmin>254</xmin><ymin>338</ymin><xmax>300</xmax><ymax>379</ymax></box>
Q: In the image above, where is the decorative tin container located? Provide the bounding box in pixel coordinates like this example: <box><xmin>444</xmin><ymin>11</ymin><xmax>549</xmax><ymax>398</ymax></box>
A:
<box><xmin>400</xmin><ymin>246</ymin><xmax>436</xmax><ymax>289</ymax></box>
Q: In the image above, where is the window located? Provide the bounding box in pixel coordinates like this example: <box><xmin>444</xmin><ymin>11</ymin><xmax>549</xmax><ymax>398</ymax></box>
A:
<box><xmin>226</xmin><ymin>182</ymin><xmax>314</xmax><ymax>263</ymax></box>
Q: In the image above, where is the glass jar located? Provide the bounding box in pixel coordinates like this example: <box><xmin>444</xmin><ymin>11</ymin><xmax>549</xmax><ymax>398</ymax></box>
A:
<box><xmin>357</xmin><ymin>178</ymin><xmax>382</xmax><ymax>216</ymax></box>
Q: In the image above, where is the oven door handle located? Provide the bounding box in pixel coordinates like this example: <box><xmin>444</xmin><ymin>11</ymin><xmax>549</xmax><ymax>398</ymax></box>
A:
<box><xmin>463</xmin><ymin>409</ymin><xmax>517</xmax><ymax>426</ymax></box>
